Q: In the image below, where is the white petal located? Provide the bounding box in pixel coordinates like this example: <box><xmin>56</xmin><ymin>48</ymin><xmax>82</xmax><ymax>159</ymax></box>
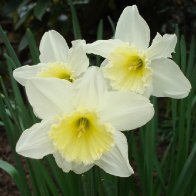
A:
<box><xmin>39</xmin><ymin>30</ymin><xmax>69</xmax><ymax>63</ymax></box>
<box><xmin>146</xmin><ymin>33</ymin><xmax>177</xmax><ymax>60</ymax></box>
<box><xmin>53</xmin><ymin>153</ymin><xmax>72</xmax><ymax>172</ymax></box>
<box><xmin>86</xmin><ymin>39</ymin><xmax>123</xmax><ymax>58</ymax></box>
<box><xmin>151</xmin><ymin>59</ymin><xmax>191</xmax><ymax>98</ymax></box>
<box><xmin>53</xmin><ymin>153</ymin><xmax>93</xmax><ymax>174</ymax></box>
<box><xmin>13</xmin><ymin>64</ymin><xmax>46</xmax><ymax>86</ymax></box>
<box><xmin>73</xmin><ymin>66</ymin><xmax>107</xmax><ymax>110</ymax></box>
<box><xmin>95</xmin><ymin>131</ymin><xmax>133</xmax><ymax>177</ymax></box>
<box><xmin>143</xmin><ymin>84</ymin><xmax>153</xmax><ymax>99</ymax></box>
<box><xmin>72</xmin><ymin>163</ymin><xmax>93</xmax><ymax>174</ymax></box>
<box><xmin>151</xmin><ymin>32</ymin><xmax>162</xmax><ymax>45</ymax></box>
<box><xmin>101</xmin><ymin>91</ymin><xmax>154</xmax><ymax>131</ymax></box>
<box><xmin>100</xmin><ymin>59</ymin><xmax>109</xmax><ymax>67</ymax></box>
<box><xmin>67</xmin><ymin>40</ymin><xmax>89</xmax><ymax>77</ymax></box>
<box><xmin>16</xmin><ymin>119</ymin><xmax>55</xmax><ymax>159</ymax></box>
<box><xmin>26</xmin><ymin>78</ymin><xmax>73</xmax><ymax>119</ymax></box>
<box><xmin>115</xmin><ymin>5</ymin><xmax>150</xmax><ymax>51</ymax></box>
<box><xmin>71</xmin><ymin>39</ymin><xmax>86</xmax><ymax>47</ymax></box>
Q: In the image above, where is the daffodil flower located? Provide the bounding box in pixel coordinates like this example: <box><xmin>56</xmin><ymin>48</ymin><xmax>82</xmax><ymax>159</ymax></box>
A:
<box><xmin>13</xmin><ymin>30</ymin><xmax>89</xmax><ymax>85</ymax></box>
<box><xmin>16</xmin><ymin>67</ymin><xmax>154</xmax><ymax>177</ymax></box>
<box><xmin>86</xmin><ymin>5</ymin><xmax>191</xmax><ymax>98</ymax></box>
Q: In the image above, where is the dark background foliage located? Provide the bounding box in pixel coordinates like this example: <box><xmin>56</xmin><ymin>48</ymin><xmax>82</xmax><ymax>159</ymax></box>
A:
<box><xmin>0</xmin><ymin>0</ymin><xmax>196</xmax><ymax>55</ymax></box>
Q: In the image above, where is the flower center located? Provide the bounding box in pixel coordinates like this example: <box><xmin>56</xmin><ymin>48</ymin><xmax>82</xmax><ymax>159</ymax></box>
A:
<box><xmin>49</xmin><ymin>110</ymin><xmax>114</xmax><ymax>164</ymax></box>
<box><xmin>128</xmin><ymin>55</ymin><xmax>144</xmax><ymax>71</ymax></box>
<box><xmin>37</xmin><ymin>62</ymin><xmax>74</xmax><ymax>82</ymax></box>
<box><xmin>103</xmin><ymin>45</ymin><xmax>152</xmax><ymax>94</ymax></box>
<box><xmin>76</xmin><ymin>117</ymin><xmax>89</xmax><ymax>137</ymax></box>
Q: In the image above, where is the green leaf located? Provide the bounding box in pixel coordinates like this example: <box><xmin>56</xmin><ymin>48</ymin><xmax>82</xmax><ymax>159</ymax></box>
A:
<box><xmin>15</xmin><ymin>10</ymin><xmax>31</xmax><ymax>30</ymax></box>
<box><xmin>18</xmin><ymin>34</ymin><xmax>28</xmax><ymax>52</ymax></box>
<box><xmin>0</xmin><ymin>160</ymin><xmax>31</xmax><ymax>196</ymax></box>
<box><xmin>180</xmin><ymin>35</ymin><xmax>187</xmax><ymax>73</ymax></box>
<box><xmin>34</xmin><ymin>0</ymin><xmax>50</xmax><ymax>20</ymax></box>
<box><xmin>107</xmin><ymin>16</ymin><xmax>115</xmax><ymax>36</ymax></box>
<box><xmin>68</xmin><ymin>0</ymin><xmax>82</xmax><ymax>39</ymax></box>
<box><xmin>187</xmin><ymin>36</ymin><xmax>195</xmax><ymax>76</ymax></box>
<box><xmin>96</xmin><ymin>19</ymin><xmax>103</xmax><ymax>66</ymax></box>
<box><xmin>1</xmin><ymin>0</ymin><xmax>22</xmax><ymax>15</ymax></box>
<box><xmin>0</xmin><ymin>26</ymin><xmax>21</xmax><ymax>67</ymax></box>
<box><xmin>171</xmin><ymin>143</ymin><xmax>196</xmax><ymax>196</ymax></box>
<box><xmin>26</xmin><ymin>29</ymin><xmax>40</xmax><ymax>64</ymax></box>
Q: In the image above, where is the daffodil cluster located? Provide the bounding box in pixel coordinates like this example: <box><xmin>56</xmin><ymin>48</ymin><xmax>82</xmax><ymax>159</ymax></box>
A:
<box><xmin>14</xmin><ymin>5</ymin><xmax>191</xmax><ymax>177</ymax></box>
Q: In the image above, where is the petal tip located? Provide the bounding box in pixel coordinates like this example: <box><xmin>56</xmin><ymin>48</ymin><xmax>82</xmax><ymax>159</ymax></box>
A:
<box><xmin>125</xmin><ymin>5</ymin><xmax>138</xmax><ymax>12</ymax></box>
<box><xmin>15</xmin><ymin>141</ymin><xmax>22</xmax><ymax>155</ymax></box>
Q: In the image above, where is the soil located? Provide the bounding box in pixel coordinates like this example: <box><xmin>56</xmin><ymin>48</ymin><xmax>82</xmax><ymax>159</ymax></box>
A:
<box><xmin>0</xmin><ymin>127</ymin><xmax>20</xmax><ymax>196</ymax></box>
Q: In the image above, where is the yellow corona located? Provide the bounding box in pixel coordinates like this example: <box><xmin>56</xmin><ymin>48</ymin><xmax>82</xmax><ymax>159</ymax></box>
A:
<box><xmin>103</xmin><ymin>45</ymin><xmax>152</xmax><ymax>94</ymax></box>
<box><xmin>37</xmin><ymin>62</ymin><xmax>74</xmax><ymax>82</ymax></box>
<box><xmin>49</xmin><ymin>110</ymin><xmax>114</xmax><ymax>164</ymax></box>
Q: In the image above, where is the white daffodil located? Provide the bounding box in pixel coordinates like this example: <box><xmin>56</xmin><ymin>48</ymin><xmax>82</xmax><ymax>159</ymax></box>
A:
<box><xmin>16</xmin><ymin>67</ymin><xmax>154</xmax><ymax>177</ymax></box>
<box><xmin>13</xmin><ymin>30</ymin><xmax>89</xmax><ymax>86</ymax></box>
<box><xmin>86</xmin><ymin>5</ymin><xmax>191</xmax><ymax>98</ymax></box>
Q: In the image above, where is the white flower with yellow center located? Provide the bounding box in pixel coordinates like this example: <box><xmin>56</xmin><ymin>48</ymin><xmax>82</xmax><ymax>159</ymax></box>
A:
<box><xmin>13</xmin><ymin>30</ymin><xmax>89</xmax><ymax>85</ymax></box>
<box><xmin>16</xmin><ymin>67</ymin><xmax>154</xmax><ymax>177</ymax></box>
<box><xmin>86</xmin><ymin>5</ymin><xmax>191</xmax><ymax>98</ymax></box>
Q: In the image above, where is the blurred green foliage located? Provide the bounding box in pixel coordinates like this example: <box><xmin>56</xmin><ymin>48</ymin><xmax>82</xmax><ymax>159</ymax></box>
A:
<box><xmin>1</xmin><ymin>0</ymin><xmax>196</xmax><ymax>39</ymax></box>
